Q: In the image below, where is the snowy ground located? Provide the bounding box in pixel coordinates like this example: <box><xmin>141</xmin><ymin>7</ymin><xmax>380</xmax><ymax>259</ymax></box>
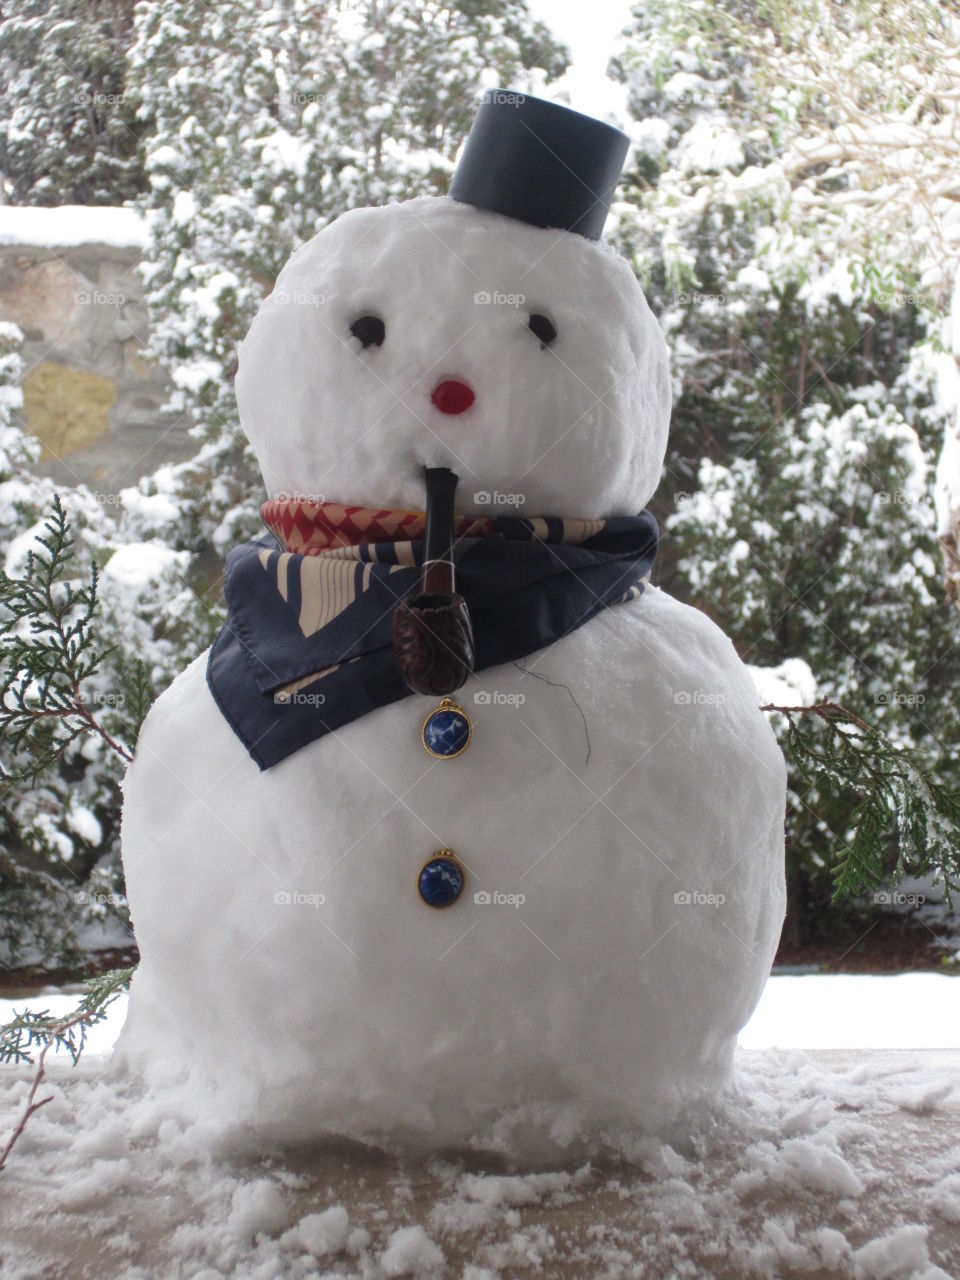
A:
<box><xmin>1</xmin><ymin>976</ymin><xmax>959</xmax><ymax>1279</ymax></box>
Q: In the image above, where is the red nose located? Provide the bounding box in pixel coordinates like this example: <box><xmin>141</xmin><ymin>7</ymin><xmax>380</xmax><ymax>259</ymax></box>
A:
<box><xmin>431</xmin><ymin>379</ymin><xmax>475</xmax><ymax>415</ymax></box>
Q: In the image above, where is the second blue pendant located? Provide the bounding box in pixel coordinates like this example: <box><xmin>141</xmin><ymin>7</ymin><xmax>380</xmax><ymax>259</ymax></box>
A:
<box><xmin>421</xmin><ymin>697</ymin><xmax>472</xmax><ymax>759</ymax></box>
<box><xmin>417</xmin><ymin>849</ymin><xmax>466</xmax><ymax>907</ymax></box>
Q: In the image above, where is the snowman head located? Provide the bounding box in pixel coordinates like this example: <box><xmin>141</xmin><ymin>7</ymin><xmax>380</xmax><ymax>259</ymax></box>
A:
<box><xmin>236</xmin><ymin>96</ymin><xmax>671</xmax><ymax>518</ymax></box>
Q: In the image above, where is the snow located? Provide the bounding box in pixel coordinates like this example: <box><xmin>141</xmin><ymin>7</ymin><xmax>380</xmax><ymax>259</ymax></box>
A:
<box><xmin>65</xmin><ymin>804</ymin><xmax>103</xmax><ymax>846</ymax></box>
<box><xmin>226</xmin><ymin>1178</ymin><xmax>289</xmax><ymax>1242</ymax></box>
<box><xmin>118</xmin><ymin>586</ymin><xmax>786</xmax><ymax>1153</ymax></box>
<box><xmin>171</xmin><ymin>190</ymin><xmax>198</xmax><ymax>226</ymax></box>
<box><xmin>749</xmin><ymin>657</ymin><xmax>818</xmax><ymax>708</ymax></box>
<box><xmin>3</xmin><ymin>518</ymin><xmax>49</xmax><ymax>576</ymax></box>
<box><xmin>116</xmin><ymin>189</ymin><xmax>786</xmax><ymax>1154</ymax></box>
<box><xmin>930</xmin><ymin>1175</ymin><xmax>960</xmax><ymax>1224</ymax></box>
<box><xmin>740</xmin><ymin>974</ymin><xmax>960</xmax><ymax>1050</ymax></box>
<box><xmin>852</xmin><ymin>1225</ymin><xmax>951</xmax><ymax>1280</ymax></box>
<box><xmin>1</xmin><ymin>1034</ymin><xmax>958</xmax><ymax>1276</ymax></box>
<box><xmin>676</xmin><ymin>118</ymin><xmax>745</xmax><ymax>174</ymax></box>
<box><xmin>737</xmin><ymin>264</ymin><xmax>772</xmax><ymax>293</ymax></box>
<box><xmin>102</xmin><ymin>541</ymin><xmax>189</xmax><ymax>589</ymax></box>
<box><xmin>118</xmin><ymin>487</ymin><xmax>183</xmax><ymax>525</ymax></box>
<box><xmin>0</xmin><ymin>205</ymin><xmax>147</xmax><ymax>249</ymax></box>
<box><xmin>234</xmin><ymin>196</ymin><xmax>672</xmax><ymax>517</ymax></box>
<box><xmin>5</xmin><ymin>973</ymin><xmax>959</xmax><ymax>1074</ymax></box>
<box><xmin>291</xmin><ymin>1206</ymin><xmax>352</xmax><ymax>1256</ymax></box>
<box><xmin>380</xmin><ymin>1224</ymin><xmax>444</xmax><ymax>1275</ymax></box>
<box><xmin>4</xmin><ymin>979</ymin><xmax>960</xmax><ymax>1273</ymax></box>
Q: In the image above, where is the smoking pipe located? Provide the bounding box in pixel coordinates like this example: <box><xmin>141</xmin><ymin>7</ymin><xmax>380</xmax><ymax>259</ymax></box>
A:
<box><xmin>392</xmin><ymin>467</ymin><xmax>476</xmax><ymax>696</ymax></box>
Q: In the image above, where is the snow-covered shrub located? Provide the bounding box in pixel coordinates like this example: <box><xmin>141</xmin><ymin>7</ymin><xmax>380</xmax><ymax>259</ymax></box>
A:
<box><xmin>0</xmin><ymin>0</ymin><xmax>145</xmax><ymax>205</ymax></box>
<box><xmin>613</xmin><ymin>0</ymin><xmax>960</xmax><ymax>939</ymax></box>
<box><xmin>0</xmin><ymin>327</ymin><xmax>216</xmax><ymax>970</ymax></box>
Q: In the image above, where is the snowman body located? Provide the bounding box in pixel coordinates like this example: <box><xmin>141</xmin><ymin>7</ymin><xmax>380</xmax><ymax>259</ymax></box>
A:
<box><xmin>118</xmin><ymin>197</ymin><xmax>786</xmax><ymax>1147</ymax></box>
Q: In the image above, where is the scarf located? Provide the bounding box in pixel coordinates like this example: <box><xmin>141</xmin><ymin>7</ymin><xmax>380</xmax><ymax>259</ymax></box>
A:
<box><xmin>206</xmin><ymin>499</ymin><xmax>659</xmax><ymax>770</ymax></box>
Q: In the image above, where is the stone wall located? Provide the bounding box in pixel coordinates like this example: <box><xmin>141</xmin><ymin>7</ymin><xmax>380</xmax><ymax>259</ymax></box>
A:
<box><xmin>0</xmin><ymin>208</ymin><xmax>194</xmax><ymax>492</ymax></box>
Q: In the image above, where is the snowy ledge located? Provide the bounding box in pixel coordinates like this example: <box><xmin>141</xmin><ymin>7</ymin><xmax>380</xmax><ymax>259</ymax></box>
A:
<box><xmin>0</xmin><ymin>205</ymin><xmax>147</xmax><ymax>250</ymax></box>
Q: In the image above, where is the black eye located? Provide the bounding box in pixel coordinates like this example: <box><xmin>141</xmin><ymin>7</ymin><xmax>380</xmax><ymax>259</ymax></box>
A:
<box><xmin>528</xmin><ymin>313</ymin><xmax>557</xmax><ymax>347</ymax></box>
<box><xmin>350</xmin><ymin>314</ymin><xmax>385</xmax><ymax>348</ymax></box>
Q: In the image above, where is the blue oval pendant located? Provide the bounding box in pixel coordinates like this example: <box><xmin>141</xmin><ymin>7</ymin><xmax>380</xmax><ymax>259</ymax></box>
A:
<box><xmin>417</xmin><ymin>849</ymin><xmax>465</xmax><ymax>908</ymax></box>
<box><xmin>421</xmin><ymin>698</ymin><xmax>472</xmax><ymax>760</ymax></box>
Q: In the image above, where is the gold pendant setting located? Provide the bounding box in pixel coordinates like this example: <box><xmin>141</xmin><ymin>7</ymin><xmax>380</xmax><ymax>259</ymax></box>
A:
<box><xmin>421</xmin><ymin>697</ymin><xmax>472</xmax><ymax>760</ymax></box>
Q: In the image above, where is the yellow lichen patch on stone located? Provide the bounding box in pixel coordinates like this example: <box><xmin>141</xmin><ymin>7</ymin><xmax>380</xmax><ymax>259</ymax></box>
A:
<box><xmin>22</xmin><ymin>362</ymin><xmax>116</xmax><ymax>459</ymax></box>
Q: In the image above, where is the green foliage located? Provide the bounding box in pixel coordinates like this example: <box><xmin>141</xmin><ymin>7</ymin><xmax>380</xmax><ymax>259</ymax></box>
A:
<box><xmin>0</xmin><ymin>479</ymin><xmax>211</xmax><ymax>972</ymax></box>
<box><xmin>0</xmin><ymin>497</ymin><xmax>133</xmax><ymax>781</ymax></box>
<box><xmin>0</xmin><ymin>497</ymin><xmax>161</xmax><ymax>972</ymax></box>
<box><xmin>765</xmin><ymin>701</ymin><xmax>960</xmax><ymax>904</ymax></box>
<box><xmin>0</xmin><ymin>966</ymin><xmax>133</xmax><ymax>1067</ymax></box>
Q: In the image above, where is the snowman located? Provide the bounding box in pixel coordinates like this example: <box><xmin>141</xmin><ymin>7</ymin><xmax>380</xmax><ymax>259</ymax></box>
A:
<box><xmin>118</xmin><ymin>93</ymin><xmax>786</xmax><ymax>1150</ymax></box>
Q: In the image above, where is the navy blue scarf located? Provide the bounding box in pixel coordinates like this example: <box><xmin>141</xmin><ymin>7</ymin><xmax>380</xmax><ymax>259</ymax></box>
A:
<box><xmin>207</xmin><ymin>513</ymin><xmax>658</xmax><ymax>770</ymax></box>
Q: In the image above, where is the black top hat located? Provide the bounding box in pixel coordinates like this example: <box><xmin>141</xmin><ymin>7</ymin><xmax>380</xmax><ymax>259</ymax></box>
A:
<box><xmin>449</xmin><ymin>90</ymin><xmax>629</xmax><ymax>241</ymax></box>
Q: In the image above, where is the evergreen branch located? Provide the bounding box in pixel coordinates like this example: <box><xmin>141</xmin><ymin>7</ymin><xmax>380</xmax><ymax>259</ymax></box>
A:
<box><xmin>0</xmin><ymin>966</ymin><xmax>134</xmax><ymax>1068</ymax></box>
<box><xmin>761</xmin><ymin>699</ymin><xmax>960</xmax><ymax>904</ymax></box>
<box><xmin>0</xmin><ymin>497</ymin><xmax>134</xmax><ymax>779</ymax></box>
<box><xmin>0</xmin><ymin>966</ymin><xmax>134</xmax><ymax>1172</ymax></box>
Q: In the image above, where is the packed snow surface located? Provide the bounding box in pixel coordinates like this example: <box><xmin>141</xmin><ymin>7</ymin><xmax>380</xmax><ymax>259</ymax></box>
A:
<box><xmin>0</xmin><ymin>1036</ymin><xmax>957</xmax><ymax>1277</ymax></box>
